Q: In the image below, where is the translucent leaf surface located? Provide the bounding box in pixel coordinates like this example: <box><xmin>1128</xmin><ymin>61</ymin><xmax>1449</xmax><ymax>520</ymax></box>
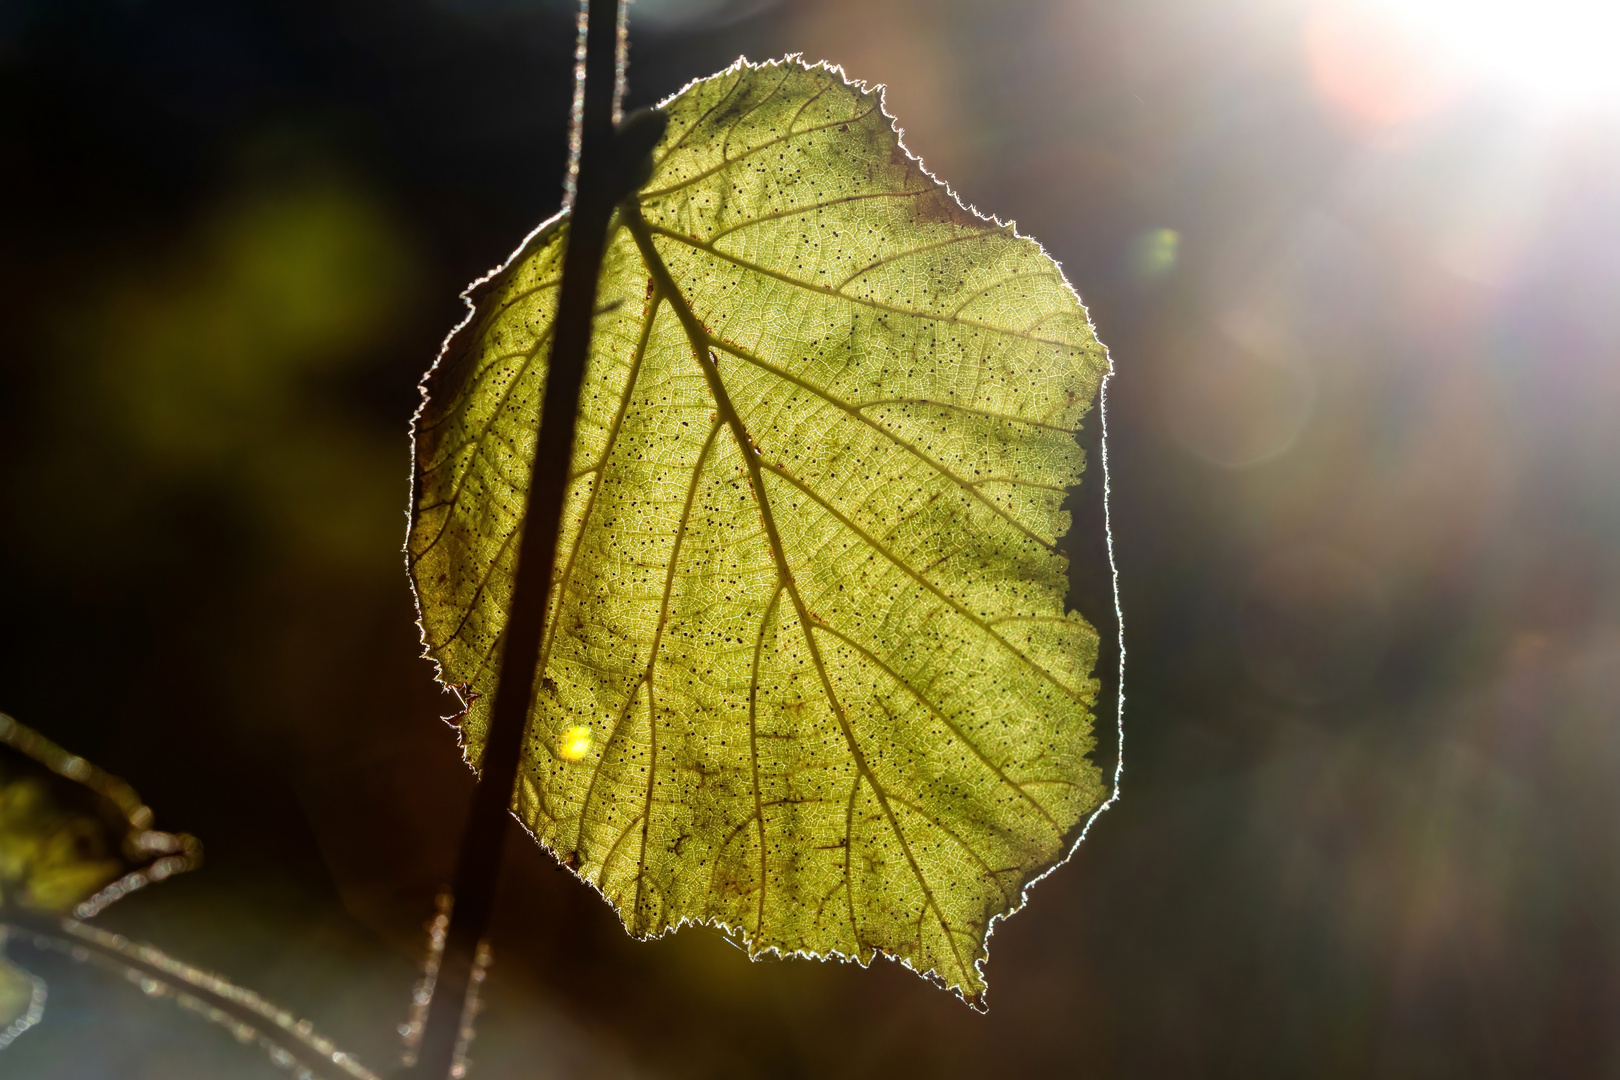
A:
<box><xmin>409</xmin><ymin>58</ymin><xmax>1112</xmax><ymax>1004</ymax></box>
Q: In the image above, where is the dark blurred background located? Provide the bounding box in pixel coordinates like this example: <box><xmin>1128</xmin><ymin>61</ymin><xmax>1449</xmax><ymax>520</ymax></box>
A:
<box><xmin>3</xmin><ymin>0</ymin><xmax>1618</xmax><ymax>1076</ymax></box>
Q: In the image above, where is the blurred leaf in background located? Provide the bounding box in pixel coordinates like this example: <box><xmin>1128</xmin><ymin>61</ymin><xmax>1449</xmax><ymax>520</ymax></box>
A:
<box><xmin>48</xmin><ymin>168</ymin><xmax>419</xmax><ymax>569</ymax></box>
<box><xmin>0</xmin><ymin>953</ymin><xmax>46</xmax><ymax>1050</ymax></box>
<box><xmin>0</xmin><ymin>768</ymin><xmax>123</xmax><ymax>913</ymax></box>
<box><xmin>0</xmin><ymin>712</ymin><xmax>202</xmax><ymax>1056</ymax></box>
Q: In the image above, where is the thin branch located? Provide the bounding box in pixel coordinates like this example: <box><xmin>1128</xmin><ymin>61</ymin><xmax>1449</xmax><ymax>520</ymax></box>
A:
<box><xmin>402</xmin><ymin>2</ymin><xmax>629</xmax><ymax>1077</ymax></box>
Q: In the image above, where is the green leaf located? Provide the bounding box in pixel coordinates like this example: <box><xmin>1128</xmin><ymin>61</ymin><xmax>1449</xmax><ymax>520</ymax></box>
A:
<box><xmin>0</xmin><ymin>769</ymin><xmax>122</xmax><ymax>916</ymax></box>
<box><xmin>410</xmin><ymin>58</ymin><xmax>1111</xmax><ymax>1005</ymax></box>
<box><xmin>0</xmin><ymin>713</ymin><xmax>202</xmax><ymax>919</ymax></box>
<box><xmin>0</xmin><ymin>946</ymin><xmax>52</xmax><ymax>1055</ymax></box>
<box><xmin>0</xmin><ymin>951</ymin><xmax>46</xmax><ymax>1050</ymax></box>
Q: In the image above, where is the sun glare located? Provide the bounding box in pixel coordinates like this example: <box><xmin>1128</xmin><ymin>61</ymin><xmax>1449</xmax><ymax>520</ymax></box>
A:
<box><xmin>1373</xmin><ymin>0</ymin><xmax>1620</xmax><ymax>107</ymax></box>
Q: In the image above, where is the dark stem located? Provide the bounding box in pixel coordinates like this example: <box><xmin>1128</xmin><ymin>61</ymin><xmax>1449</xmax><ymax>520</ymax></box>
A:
<box><xmin>404</xmin><ymin>1</ymin><xmax>624</xmax><ymax>1076</ymax></box>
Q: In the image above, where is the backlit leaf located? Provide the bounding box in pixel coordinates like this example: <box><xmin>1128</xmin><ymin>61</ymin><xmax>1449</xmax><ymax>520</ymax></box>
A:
<box><xmin>0</xmin><ymin>714</ymin><xmax>202</xmax><ymax>919</ymax></box>
<box><xmin>0</xmin><ymin>954</ymin><xmax>45</xmax><ymax>1050</ymax></box>
<box><xmin>0</xmin><ymin>714</ymin><xmax>204</xmax><ymax>1051</ymax></box>
<box><xmin>409</xmin><ymin>58</ymin><xmax>1112</xmax><ymax>1005</ymax></box>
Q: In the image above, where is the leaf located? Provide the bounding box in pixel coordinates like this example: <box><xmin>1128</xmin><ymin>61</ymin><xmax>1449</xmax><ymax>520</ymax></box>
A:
<box><xmin>0</xmin><ymin>728</ymin><xmax>117</xmax><ymax>1052</ymax></box>
<box><xmin>0</xmin><ymin>953</ymin><xmax>46</xmax><ymax>1050</ymax></box>
<box><xmin>409</xmin><ymin>58</ymin><xmax>1112</xmax><ymax>1005</ymax></box>
<box><xmin>0</xmin><ymin>714</ymin><xmax>202</xmax><ymax>919</ymax></box>
<box><xmin>0</xmin><ymin>763</ymin><xmax>123</xmax><ymax>916</ymax></box>
<box><xmin>0</xmin><ymin>714</ymin><xmax>204</xmax><ymax>1052</ymax></box>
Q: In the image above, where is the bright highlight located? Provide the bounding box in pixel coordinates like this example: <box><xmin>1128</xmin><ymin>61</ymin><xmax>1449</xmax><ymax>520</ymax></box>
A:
<box><xmin>559</xmin><ymin>725</ymin><xmax>594</xmax><ymax>761</ymax></box>
<box><xmin>1373</xmin><ymin>0</ymin><xmax>1620</xmax><ymax>107</ymax></box>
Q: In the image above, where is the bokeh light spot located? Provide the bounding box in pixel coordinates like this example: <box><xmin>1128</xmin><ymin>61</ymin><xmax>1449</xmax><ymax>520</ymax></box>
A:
<box><xmin>559</xmin><ymin>726</ymin><xmax>594</xmax><ymax>761</ymax></box>
<box><xmin>1163</xmin><ymin>320</ymin><xmax>1317</xmax><ymax>469</ymax></box>
<box><xmin>1126</xmin><ymin>227</ymin><xmax>1180</xmax><ymax>280</ymax></box>
<box><xmin>1384</xmin><ymin>0</ymin><xmax>1620</xmax><ymax>107</ymax></box>
<box><xmin>1305</xmin><ymin>3</ymin><xmax>1458</xmax><ymax>129</ymax></box>
<box><xmin>1310</xmin><ymin>0</ymin><xmax>1620</xmax><ymax>121</ymax></box>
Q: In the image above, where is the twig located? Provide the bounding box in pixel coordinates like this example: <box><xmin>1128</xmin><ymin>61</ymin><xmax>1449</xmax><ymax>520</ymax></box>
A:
<box><xmin>402</xmin><ymin>1</ymin><xmax>627</xmax><ymax>1076</ymax></box>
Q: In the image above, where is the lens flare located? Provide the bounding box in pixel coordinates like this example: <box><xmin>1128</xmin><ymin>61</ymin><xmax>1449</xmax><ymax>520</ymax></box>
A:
<box><xmin>1367</xmin><ymin>0</ymin><xmax>1620</xmax><ymax>108</ymax></box>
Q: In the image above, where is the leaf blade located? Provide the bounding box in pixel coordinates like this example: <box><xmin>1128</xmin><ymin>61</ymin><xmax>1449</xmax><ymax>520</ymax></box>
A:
<box><xmin>410</xmin><ymin>58</ymin><xmax>1112</xmax><ymax>1004</ymax></box>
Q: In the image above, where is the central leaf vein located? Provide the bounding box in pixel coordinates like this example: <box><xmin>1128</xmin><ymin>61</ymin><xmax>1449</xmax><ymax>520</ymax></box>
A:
<box><xmin>628</xmin><ymin>206</ymin><xmax>973</xmax><ymax>986</ymax></box>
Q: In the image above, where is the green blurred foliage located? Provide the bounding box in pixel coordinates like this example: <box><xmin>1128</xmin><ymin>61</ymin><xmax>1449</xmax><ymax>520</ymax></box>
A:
<box><xmin>54</xmin><ymin>178</ymin><xmax>418</xmax><ymax>568</ymax></box>
<box><xmin>0</xmin><ymin>954</ymin><xmax>44</xmax><ymax>1047</ymax></box>
<box><xmin>0</xmin><ymin>770</ymin><xmax>122</xmax><ymax>913</ymax></box>
<box><xmin>1126</xmin><ymin>225</ymin><xmax>1180</xmax><ymax>280</ymax></box>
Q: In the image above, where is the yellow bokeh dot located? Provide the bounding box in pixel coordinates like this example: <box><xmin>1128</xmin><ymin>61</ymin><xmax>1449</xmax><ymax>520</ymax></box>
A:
<box><xmin>559</xmin><ymin>725</ymin><xmax>594</xmax><ymax>761</ymax></box>
<box><xmin>1127</xmin><ymin>227</ymin><xmax>1180</xmax><ymax>280</ymax></box>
